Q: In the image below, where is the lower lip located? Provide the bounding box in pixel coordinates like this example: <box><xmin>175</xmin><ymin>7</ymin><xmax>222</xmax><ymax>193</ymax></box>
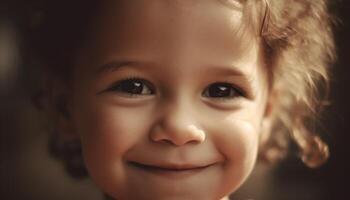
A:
<box><xmin>128</xmin><ymin>162</ymin><xmax>213</xmax><ymax>179</ymax></box>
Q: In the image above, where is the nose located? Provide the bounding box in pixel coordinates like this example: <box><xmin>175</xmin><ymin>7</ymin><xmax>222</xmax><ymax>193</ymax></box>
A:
<box><xmin>149</xmin><ymin>101</ymin><xmax>206</xmax><ymax>146</ymax></box>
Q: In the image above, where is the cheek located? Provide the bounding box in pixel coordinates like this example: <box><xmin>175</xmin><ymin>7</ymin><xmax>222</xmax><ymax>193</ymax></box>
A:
<box><xmin>209</xmin><ymin>106</ymin><xmax>263</xmax><ymax>164</ymax></box>
<box><xmin>73</xmin><ymin>101</ymin><xmax>152</xmax><ymax>168</ymax></box>
<box><xmin>72</xmin><ymin>101</ymin><xmax>155</xmax><ymax>197</ymax></box>
<box><xmin>209</xmin><ymin>115</ymin><xmax>260</xmax><ymax>193</ymax></box>
<box><xmin>217</xmin><ymin>118</ymin><xmax>259</xmax><ymax>161</ymax></box>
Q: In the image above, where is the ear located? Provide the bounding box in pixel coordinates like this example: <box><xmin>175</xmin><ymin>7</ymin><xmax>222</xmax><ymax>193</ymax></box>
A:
<box><xmin>259</xmin><ymin>88</ymin><xmax>279</xmax><ymax>147</ymax></box>
<box><xmin>49</xmin><ymin>79</ymin><xmax>78</xmax><ymax>141</ymax></box>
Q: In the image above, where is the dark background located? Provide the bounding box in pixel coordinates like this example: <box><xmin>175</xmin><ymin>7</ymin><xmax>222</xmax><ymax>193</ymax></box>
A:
<box><xmin>1</xmin><ymin>1</ymin><xmax>349</xmax><ymax>199</ymax></box>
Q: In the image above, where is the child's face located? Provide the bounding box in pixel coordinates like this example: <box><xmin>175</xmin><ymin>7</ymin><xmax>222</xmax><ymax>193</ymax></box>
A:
<box><xmin>65</xmin><ymin>0</ymin><xmax>272</xmax><ymax>199</ymax></box>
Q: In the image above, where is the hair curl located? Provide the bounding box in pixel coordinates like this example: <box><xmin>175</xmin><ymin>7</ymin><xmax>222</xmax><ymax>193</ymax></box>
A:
<box><xmin>23</xmin><ymin>0</ymin><xmax>336</xmax><ymax>178</ymax></box>
<box><xmin>250</xmin><ymin>0</ymin><xmax>335</xmax><ymax>167</ymax></box>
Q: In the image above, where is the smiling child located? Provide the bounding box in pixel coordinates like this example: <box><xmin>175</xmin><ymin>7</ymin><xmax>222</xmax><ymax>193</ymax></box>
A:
<box><xmin>25</xmin><ymin>0</ymin><xmax>335</xmax><ymax>199</ymax></box>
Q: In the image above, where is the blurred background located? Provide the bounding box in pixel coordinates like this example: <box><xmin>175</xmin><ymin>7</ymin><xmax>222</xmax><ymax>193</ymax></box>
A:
<box><xmin>1</xmin><ymin>1</ymin><xmax>349</xmax><ymax>200</ymax></box>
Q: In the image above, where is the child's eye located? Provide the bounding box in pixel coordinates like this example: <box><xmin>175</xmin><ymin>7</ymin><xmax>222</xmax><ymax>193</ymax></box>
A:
<box><xmin>106</xmin><ymin>78</ymin><xmax>155</xmax><ymax>96</ymax></box>
<box><xmin>202</xmin><ymin>82</ymin><xmax>244</xmax><ymax>99</ymax></box>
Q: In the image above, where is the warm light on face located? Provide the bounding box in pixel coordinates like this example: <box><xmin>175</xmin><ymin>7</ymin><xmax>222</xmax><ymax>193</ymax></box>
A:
<box><xmin>68</xmin><ymin>0</ymin><xmax>270</xmax><ymax>199</ymax></box>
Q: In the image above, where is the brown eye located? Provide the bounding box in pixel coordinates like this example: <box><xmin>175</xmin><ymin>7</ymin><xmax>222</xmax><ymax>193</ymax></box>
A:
<box><xmin>107</xmin><ymin>78</ymin><xmax>155</xmax><ymax>95</ymax></box>
<box><xmin>202</xmin><ymin>82</ymin><xmax>243</xmax><ymax>99</ymax></box>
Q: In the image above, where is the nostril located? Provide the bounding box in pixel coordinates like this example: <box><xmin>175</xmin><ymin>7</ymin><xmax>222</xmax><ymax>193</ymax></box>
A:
<box><xmin>159</xmin><ymin>139</ymin><xmax>177</xmax><ymax>145</ymax></box>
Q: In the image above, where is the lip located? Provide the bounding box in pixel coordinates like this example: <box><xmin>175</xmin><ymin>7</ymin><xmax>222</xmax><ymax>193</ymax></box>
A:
<box><xmin>127</xmin><ymin>161</ymin><xmax>216</xmax><ymax>178</ymax></box>
<box><xmin>128</xmin><ymin>161</ymin><xmax>212</xmax><ymax>171</ymax></box>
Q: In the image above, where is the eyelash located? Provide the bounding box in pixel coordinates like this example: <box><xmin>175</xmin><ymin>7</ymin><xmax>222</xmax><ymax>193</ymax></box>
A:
<box><xmin>105</xmin><ymin>77</ymin><xmax>246</xmax><ymax>99</ymax></box>
<box><xmin>202</xmin><ymin>82</ymin><xmax>245</xmax><ymax>100</ymax></box>
<box><xmin>105</xmin><ymin>77</ymin><xmax>155</xmax><ymax>97</ymax></box>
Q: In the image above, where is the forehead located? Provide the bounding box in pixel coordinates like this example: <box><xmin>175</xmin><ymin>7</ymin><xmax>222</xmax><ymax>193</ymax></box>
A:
<box><xmin>75</xmin><ymin>0</ymin><xmax>267</xmax><ymax>91</ymax></box>
<box><xmin>85</xmin><ymin>0</ymin><xmax>255</xmax><ymax>63</ymax></box>
<box><xmin>74</xmin><ymin>0</ymin><xmax>268</xmax><ymax>101</ymax></box>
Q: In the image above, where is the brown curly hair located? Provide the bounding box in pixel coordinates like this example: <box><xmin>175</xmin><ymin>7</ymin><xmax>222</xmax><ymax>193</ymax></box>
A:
<box><xmin>247</xmin><ymin>0</ymin><xmax>335</xmax><ymax>167</ymax></box>
<box><xmin>24</xmin><ymin>0</ymin><xmax>336</xmax><ymax>178</ymax></box>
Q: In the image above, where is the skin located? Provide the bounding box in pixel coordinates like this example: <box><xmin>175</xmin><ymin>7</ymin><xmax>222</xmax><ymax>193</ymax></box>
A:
<box><xmin>58</xmin><ymin>0</ymin><xmax>274</xmax><ymax>199</ymax></box>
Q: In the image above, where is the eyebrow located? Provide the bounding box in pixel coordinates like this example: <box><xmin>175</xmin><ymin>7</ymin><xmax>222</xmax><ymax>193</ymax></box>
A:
<box><xmin>96</xmin><ymin>61</ymin><xmax>143</xmax><ymax>74</ymax></box>
<box><xmin>97</xmin><ymin>60</ymin><xmax>250</xmax><ymax>78</ymax></box>
<box><xmin>205</xmin><ymin>64</ymin><xmax>250</xmax><ymax>78</ymax></box>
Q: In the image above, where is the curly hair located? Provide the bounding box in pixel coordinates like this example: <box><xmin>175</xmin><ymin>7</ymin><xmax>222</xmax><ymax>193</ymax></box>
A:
<box><xmin>249</xmin><ymin>0</ymin><xmax>335</xmax><ymax>167</ymax></box>
<box><xmin>23</xmin><ymin>0</ymin><xmax>336</xmax><ymax>178</ymax></box>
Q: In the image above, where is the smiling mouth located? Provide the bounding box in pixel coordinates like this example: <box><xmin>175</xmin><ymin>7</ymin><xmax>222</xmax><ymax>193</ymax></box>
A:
<box><xmin>128</xmin><ymin>161</ymin><xmax>212</xmax><ymax>172</ymax></box>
